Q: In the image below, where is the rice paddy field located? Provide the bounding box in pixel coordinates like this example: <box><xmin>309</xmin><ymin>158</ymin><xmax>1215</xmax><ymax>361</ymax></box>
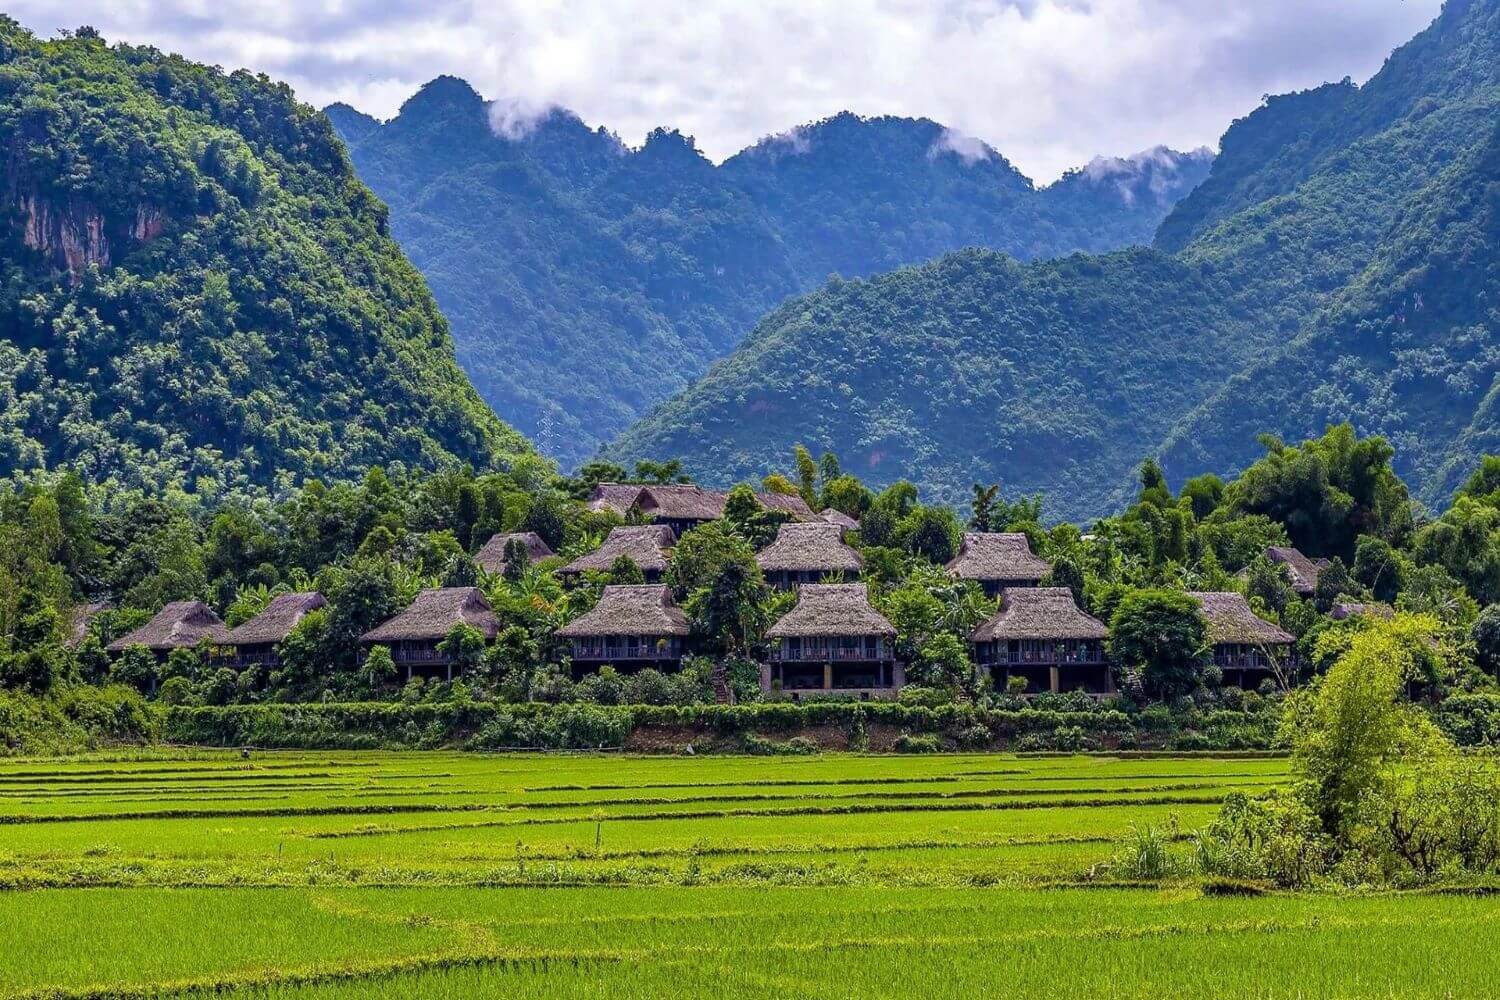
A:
<box><xmin>0</xmin><ymin>750</ymin><xmax>1495</xmax><ymax>998</ymax></box>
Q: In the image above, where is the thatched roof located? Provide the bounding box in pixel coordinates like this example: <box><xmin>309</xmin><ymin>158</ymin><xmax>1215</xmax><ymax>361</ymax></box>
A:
<box><xmin>971</xmin><ymin>588</ymin><xmax>1108</xmax><ymax>642</ymax></box>
<box><xmin>66</xmin><ymin>601</ymin><xmax>110</xmax><ymax>648</ymax></box>
<box><xmin>1267</xmin><ymin>546</ymin><xmax>1328</xmax><ymax>595</ymax></box>
<box><xmin>474</xmin><ymin>531</ymin><xmax>555</xmax><ymax>573</ymax></box>
<box><xmin>820</xmin><ymin>508</ymin><xmax>860</xmax><ymax>531</ymax></box>
<box><xmin>587</xmin><ymin>483</ymin><xmax>650</xmax><ymax>516</ymax></box>
<box><xmin>587</xmin><ymin>483</ymin><xmax>815</xmax><ymax>523</ymax></box>
<box><xmin>1331</xmin><ymin>602</ymin><xmax>1395</xmax><ymax>621</ymax></box>
<box><xmin>767</xmin><ymin>583</ymin><xmax>895</xmax><ymax>638</ymax></box>
<box><xmin>946</xmin><ymin>533</ymin><xmax>1051</xmax><ymax>582</ymax></box>
<box><xmin>1188</xmin><ymin>592</ymin><xmax>1294</xmax><ymax>645</ymax></box>
<box><xmin>225</xmin><ymin>592</ymin><xmax>327</xmax><ymax>646</ymax></box>
<box><xmin>756</xmin><ymin>491</ymin><xmax>816</xmax><ymax>519</ymax></box>
<box><xmin>556</xmin><ymin>584</ymin><xmax>690</xmax><ymax>638</ymax></box>
<box><xmin>560</xmin><ymin>524</ymin><xmax>675</xmax><ymax>575</ymax></box>
<box><xmin>361</xmin><ymin>588</ymin><xmax>500</xmax><ymax>643</ymax></box>
<box><xmin>637</xmin><ymin>484</ymin><xmax>726</xmax><ymax>521</ymax></box>
<box><xmin>106</xmin><ymin>601</ymin><xmax>229</xmax><ymax>652</ymax></box>
<box><xmin>757</xmin><ymin>522</ymin><xmax>863</xmax><ymax>574</ymax></box>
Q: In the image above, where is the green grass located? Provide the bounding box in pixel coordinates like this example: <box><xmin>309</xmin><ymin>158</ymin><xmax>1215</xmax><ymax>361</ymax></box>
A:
<box><xmin>0</xmin><ymin>751</ymin><xmax>1495</xmax><ymax>997</ymax></box>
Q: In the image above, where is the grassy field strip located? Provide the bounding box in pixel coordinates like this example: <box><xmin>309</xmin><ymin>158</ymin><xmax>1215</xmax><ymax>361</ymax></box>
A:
<box><xmin>290</xmin><ymin>793</ymin><xmax>1227</xmax><ymax>842</ymax></box>
<box><xmin>4</xmin><ymin>887</ymin><xmax>1500</xmax><ymax>1000</ymax></box>
<box><xmin>0</xmin><ymin>786</ymin><xmax>1234</xmax><ymax>827</ymax></box>
<box><xmin>515</xmin><ymin>778</ymin><xmax>1275</xmax><ymax>807</ymax></box>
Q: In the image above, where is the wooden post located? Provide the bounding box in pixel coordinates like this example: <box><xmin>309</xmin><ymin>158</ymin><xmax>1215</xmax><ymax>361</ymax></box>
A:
<box><xmin>1049</xmin><ymin>666</ymin><xmax>1060</xmax><ymax>694</ymax></box>
<box><xmin>824</xmin><ymin>663</ymin><xmax>833</xmax><ymax>691</ymax></box>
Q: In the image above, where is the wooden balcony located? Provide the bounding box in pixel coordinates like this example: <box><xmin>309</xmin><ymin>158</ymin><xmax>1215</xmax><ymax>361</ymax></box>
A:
<box><xmin>770</xmin><ymin>639</ymin><xmax>891</xmax><ymax>663</ymax></box>
<box><xmin>569</xmin><ymin>639</ymin><xmax>682</xmax><ymax>662</ymax></box>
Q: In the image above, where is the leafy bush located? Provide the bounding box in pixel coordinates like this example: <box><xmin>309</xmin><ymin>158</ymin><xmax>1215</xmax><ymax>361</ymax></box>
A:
<box><xmin>894</xmin><ymin>733</ymin><xmax>942</xmax><ymax>754</ymax></box>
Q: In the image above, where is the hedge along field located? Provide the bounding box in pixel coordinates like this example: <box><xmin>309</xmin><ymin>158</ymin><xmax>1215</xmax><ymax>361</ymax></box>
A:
<box><xmin>3</xmin><ymin>751</ymin><xmax>1499</xmax><ymax>998</ymax></box>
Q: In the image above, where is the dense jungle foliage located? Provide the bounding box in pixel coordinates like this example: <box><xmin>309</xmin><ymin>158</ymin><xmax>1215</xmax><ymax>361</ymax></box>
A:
<box><xmin>0</xmin><ymin>22</ymin><xmax>531</xmax><ymax>495</ymax></box>
<box><xmin>8</xmin><ymin>424</ymin><xmax>1500</xmax><ymax>764</ymax></box>
<box><xmin>612</xmin><ymin>0</ymin><xmax>1500</xmax><ymax>520</ymax></box>
<box><xmin>333</xmin><ymin>86</ymin><xmax>1210</xmax><ymax>465</ymax></box>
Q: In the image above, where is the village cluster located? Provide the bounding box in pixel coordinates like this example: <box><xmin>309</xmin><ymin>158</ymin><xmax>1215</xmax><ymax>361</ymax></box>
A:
<box><xmin>101</xmin><ymin>482</ymin><xmax>1361</xmax><ymax>701</ymax></box>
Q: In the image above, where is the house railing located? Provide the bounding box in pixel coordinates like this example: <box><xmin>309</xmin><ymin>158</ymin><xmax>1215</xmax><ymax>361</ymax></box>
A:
<box><xmin>770</xmin><ymin>645</ymin><xmax>890</xmax><ymax>663</ymax></box>
<box><xmin>977</xmin><ymin>650</ymin><xmax>1105</xmax><ymax>666</ymax></box>
<box><xmin>390</xmin><ymin>648</ymin><xmax>449</xmax><ymax>667</ymax></box>
<box><xmin>570</xmin><ymin>643</ymin><xmax>681</xmax><ymax>661</ymax></box>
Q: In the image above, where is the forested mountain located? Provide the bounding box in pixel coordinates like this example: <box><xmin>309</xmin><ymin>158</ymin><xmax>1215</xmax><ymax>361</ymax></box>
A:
<box><xmin>332</xmin><ymin>86</ymin><xmax>1210</xmax><ymax>465</ymax></box>
<box><xmin>1157</xmin><ymin>0</ymin><xmax>1500</xmax><ymax>505</ymax></box>
<box><xmin>0</xmin><ymin>23</ymin><xmax>532</xmax><ymax>495</ymax></box>
<box><xmin>611</xmin><ymin>0</ymin><xmax>1500</xmax><ymax>521</ymax></box>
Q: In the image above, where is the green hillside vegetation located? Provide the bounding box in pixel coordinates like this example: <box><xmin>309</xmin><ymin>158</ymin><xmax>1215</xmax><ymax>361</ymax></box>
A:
<box><xmin>612</xmin><ymin>0</ymin><xmax>1500</xmax><ymax>518</ymax></box>
<box><xmin>606</xmin><ymin>247</ymin><xmax>1249</xmax><ymax>517</ymax></box>
<box><xmin>0</xmin><ymin>23</ymin><xmax>531</xmax><ymax>495</ymax></box>
<box><xmin>334</xmin><ymin>89</ymin><xmax>1210</xmax><ymax>465</ymax></box>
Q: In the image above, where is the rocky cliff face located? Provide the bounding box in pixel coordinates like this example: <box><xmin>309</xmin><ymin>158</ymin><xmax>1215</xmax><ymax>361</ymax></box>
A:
<box><xmin>11</xmin><ymin>188</ymin><xmax>163</xmax><ymax>281</ymax></box>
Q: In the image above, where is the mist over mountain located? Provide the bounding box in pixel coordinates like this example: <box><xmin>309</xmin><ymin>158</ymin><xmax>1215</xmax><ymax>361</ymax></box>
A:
<box><xmin>331</xmin><ymin>89</ymin><xmax>1211</xmax><ymax>466</ymax></box>
<box><xmin>608</xmin><ymin>0</ymin><xmax>1500</xmax><ymax>521</ymax></box>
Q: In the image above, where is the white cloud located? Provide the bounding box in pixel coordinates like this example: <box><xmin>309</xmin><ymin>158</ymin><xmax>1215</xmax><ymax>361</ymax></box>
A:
<box><xmin>929</xmin><ymin>128</ymin><xmax>995</xmax><ymax>166</ymax></box>
<box><xmin>15</xmin><ymin>0</ymin><xmax>1443</xmax><ymax>181</ymax></box>
<box><xmin>488</xmin><ymin>95</ymin><xmax>559</xmax><ymax>140</ymax></box>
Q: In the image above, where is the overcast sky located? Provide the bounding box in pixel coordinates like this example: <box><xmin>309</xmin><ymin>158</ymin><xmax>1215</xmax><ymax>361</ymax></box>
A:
<box><xmin>13</xmin><ymin>0</ymin><xmax>1443</xmax><ymax>181</ymax></box>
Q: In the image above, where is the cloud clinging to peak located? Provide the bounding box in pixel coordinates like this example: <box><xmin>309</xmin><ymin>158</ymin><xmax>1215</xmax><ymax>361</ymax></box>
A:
<box><xmin>11</xmin><ymin>0</ymin><xmax>1442</xmax><ymax>181</ymax></box>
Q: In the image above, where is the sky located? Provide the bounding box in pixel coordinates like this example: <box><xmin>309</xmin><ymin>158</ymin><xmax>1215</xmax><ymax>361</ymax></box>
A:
<box><xmin>12</xmin><ymin>0</ymin><xmax>1444</xmax><ymax>182</ymax></box>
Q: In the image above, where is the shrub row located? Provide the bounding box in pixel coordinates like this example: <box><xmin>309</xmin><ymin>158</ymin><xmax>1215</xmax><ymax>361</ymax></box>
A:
<box><xmin>161</xmin><ymin>700</ymin><xmax>1279</xmax><ymax>752</ymax></box>
<box><xmin>0</xmin><ymin>685</ymin><xmax>158</xmax><ymax>755</ymax></box>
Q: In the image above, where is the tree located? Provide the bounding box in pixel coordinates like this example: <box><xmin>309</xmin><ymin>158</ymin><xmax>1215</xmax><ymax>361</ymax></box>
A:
<box><xmin>1137</xmin><ymin>458</ymin><xmax>1173</xmax><ymax>508</ymax></box>
<box><xmin>482</xmin><ymin>625</ymin><xmax>538</xmax><ymax>699</ymax></box>
<box><xmin>793</xmin><ymin>445</ymin><xmax>819</xmax><ymax>506</ymax></box>
<box><xmin>502</xmin><ymin>538</ymin><xmax>530</xmax><ymax>582</ymax></box>
<box><xmin>1352</xmin><ymin>535</ymin><xmax>1406</xmax><ymax>604</ymax></box>
<box><xmin>1107</xmin><ymin>590</ymin><xmax>1209</xmax><ymax>700</ymax></box>
<box><xmin>276</xmin><ymin>609</ymin><xmax>334</xmax><ymax>697</ymax></box>
<box><xmin>437</xmin><ymin>623</ymin><xmax>487</xmax><ymax>676</ymax></box>
<box><xmin>1412</xmin><ymin>496</ymin><xmax>1500</xmax><ymax>605</ymax></box>
<box><xmin>321</xmin><ymin>556</ymin><xmax>401</xmax><ymax>668</ymax></box>
<box><xmin>898</xmin><ymin>506</ymin><xmax>961</xmax><ymax>564</ymax></box>
<box><xmin>1473</xmin><ymin>605</ymin><xmax>1500</xmax><ymax>678</ymax></box>
<box><xmin>665</xmin><ymin>522</ymin><xmax>759</xmax><ymax>599</ymax></box>
<box><xmin>911</xmin><ymin>632</ymin><xmax>972</xmax><ymax>694</ymax></box>
<box><xmin>821</xmin><ymin>476</ymin><xmax>871</xmax><ymax>520</ymax></box>
<box><xmin>1043</xmin><ymin>556</ymin><xmax>1086</xmax><ymax>608</ymax></box>
<box><xmin>360</xmin><ymin>644</ymin><xmax>399</xmax><ymax>691</ymax></box>
<box><xmin>1312</xmin><ymin>556</ymin><xmax>1358</xmax><ymax>613</ymax></box>
<box><xmin>607</xmin><ymin>555</ymin><xmax>645</xmax><ymax>585</ymax></box>
<box><xmin>860</xmin><ymin>482</ymin><xmax>919</xmax><ymax>548</ymax></box>
<box><xmin>1458</xmin><ymin>456</ymin><xmax>1500</xmax><ymax>506</ymax></box>
<box><xmin>442</xmin><ymin>554</ymin><xmax>480</xmax><ymax>588</ymax></box>
<box><xmin>633</xmin><ymin>459</ymin><xmax>687</xmax><ymax>485</ymax></box>
<box><xmin>1245</xmin><ymin>557</ymin><xmax>1296</xmax><ymax>617</ymax></box>
<box><xmin>111</xmin><ymin>645</ymin><xmax>159</xmax><ymax>693</ymax></box>
<box><xmin>1286</xmin><ymin>613</ymin><xmax>1446</xmax><ymax>839</ymax></box>
<box><xmin>685</xmin><ymin>558</ymin><xmax>768</xmax><ymax>654</ymax></box>
<box><xmin>722</xmin><ymin>485</ymin><xmax>789</xmax><ymax>549</ymax></box>
<box><xmin>760</xmin><ymin>473</ymin><xmax>800</xmax><ymax>496</ymax></box>
<box><xmin>970</xmin><ymin>484</ymin><xmax>1001</xmax><ymax>531</ymax></box>
<box><xmin>521</xmin><ymin>498</ymin><xmax>569</xmax><ymax>551</ymax></box>
<box><xmin>1226</xmin><ymin>425</ymin><xmax>1413</xmax><ymax>560</ymax></box>
<box><xmin>1180</xmin><ymin>473</ymin><xmax>1225</xmax><ymax>520</ymax></box>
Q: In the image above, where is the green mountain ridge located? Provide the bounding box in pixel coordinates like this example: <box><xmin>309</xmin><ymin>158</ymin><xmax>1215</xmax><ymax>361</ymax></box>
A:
<box><xmin>0</xmin><ymin>22</ymin><xmax>531</xmax><ymax>494</ymax></box>
<box><xmin>332</xmin><ymin>87</ymin><xmax>1212</xmax><ymax>466</ymax></box>
<box><xmin>609</xmin><ymin>0</ymin><xmax>1500</xmax><ymax>521</ymax></box>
